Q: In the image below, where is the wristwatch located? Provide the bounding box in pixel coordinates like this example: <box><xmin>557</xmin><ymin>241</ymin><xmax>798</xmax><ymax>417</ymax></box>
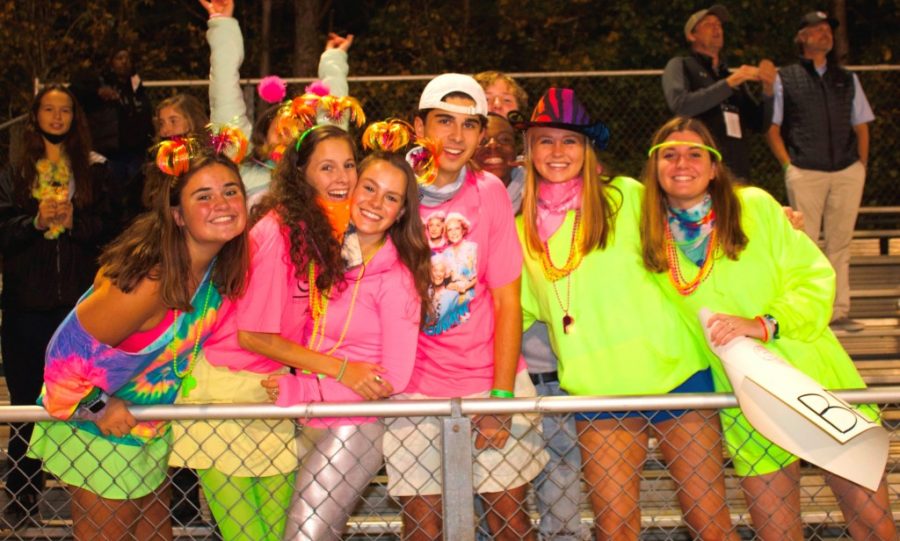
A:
<box><xmin>81</xmin><ymin>391</ymin><xmax>109</xmax><ymax>414</ymax></box>
<box><xmin>763</xmin><ymin>314</ymin><xmax>780</xmax><ymax>339</ymax></box>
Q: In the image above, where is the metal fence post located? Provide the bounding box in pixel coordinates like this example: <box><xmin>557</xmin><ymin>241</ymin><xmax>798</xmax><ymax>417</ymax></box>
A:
<box><xmin>441</xmin><ymin>397</ymin><xmax>475</xmax><ymax>541</ymax></box>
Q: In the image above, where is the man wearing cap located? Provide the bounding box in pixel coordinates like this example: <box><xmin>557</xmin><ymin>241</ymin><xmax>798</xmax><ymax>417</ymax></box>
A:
<box><xmin>662</xmin><ymin>4</ymin><xmax>776</xmax><ymax>182</ymax></box>
<box><xmin>766</xmin><ymin>11</ymin><xmax>874</xmax><ymax>333</ymax></box>
<box><xmin>382</xmin><ymin>73</ymin><xmax>547</xmax><ymax>540</ymax></box>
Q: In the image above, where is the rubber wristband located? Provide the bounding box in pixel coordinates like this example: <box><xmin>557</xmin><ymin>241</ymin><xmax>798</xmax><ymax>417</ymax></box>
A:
<box><xmin>782</xmin><ymin>162</ymin><xmax>791</xmax><ymax>172</ymax></box>
<box><xmin>209</xmin><ymin>12</ymin><xmax>225</xmax><ymax>19</ymax></box>
<box><xmin>754</xmin><ymin>316</ymin><xmax>769</xmax><ymax>342</ymax></box>
<box><xmin>490</xmin><ymin>389</ymin><xmax>514</xmax><ymax>399</ymax></box>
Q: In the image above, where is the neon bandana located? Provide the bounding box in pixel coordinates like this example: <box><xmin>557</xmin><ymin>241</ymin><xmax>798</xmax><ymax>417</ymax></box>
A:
<box><xmin>316</xmin><ymin>196</ymin><xmax>351</xmax><ymax>241</ymax></box>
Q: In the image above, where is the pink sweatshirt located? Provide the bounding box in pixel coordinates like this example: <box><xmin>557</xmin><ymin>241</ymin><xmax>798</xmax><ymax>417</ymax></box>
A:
<box><xmin>276</xmin><ymin>237</ymin><xmax>421</xmax><ymax>426</ymax></box>
<box><xmin>203</xmin><ymin>212</ymin><xmax>309</xmax><ymax>373</ymax></box>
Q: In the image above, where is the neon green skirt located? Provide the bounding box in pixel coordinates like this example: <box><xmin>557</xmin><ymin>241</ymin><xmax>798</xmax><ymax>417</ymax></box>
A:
<box><xmin>28</xmin><ymin>421</ymin><xmax>171</xmax><ymax>500</ymax></box>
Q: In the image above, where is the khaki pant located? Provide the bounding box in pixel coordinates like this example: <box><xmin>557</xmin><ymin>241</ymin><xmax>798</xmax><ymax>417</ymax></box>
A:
<box><xmin>785</xmin><ymin>161</ymin><xmax>865</xmax><ymax>320</ymax></box>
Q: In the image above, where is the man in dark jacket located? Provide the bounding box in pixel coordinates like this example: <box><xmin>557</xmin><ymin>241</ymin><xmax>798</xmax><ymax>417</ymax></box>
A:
<box><xmin>766</xmin><ymin>11</ymin><xmax>874</xmax><ymax>332</ymax></box>
<box><xmin>71</xmin><ymin>48</ymin><xmax>154</xmax><ymax>225</ymax></box>
<box><xmin>662</xmin><ymin>4</ymin><xmax>776</xmax><ymax>182</ymax></box>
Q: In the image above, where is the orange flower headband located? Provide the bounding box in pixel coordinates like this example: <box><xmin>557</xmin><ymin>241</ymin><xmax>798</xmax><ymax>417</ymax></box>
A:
<box><xmin>154</xmin><ymin>125</ymin><xmax>249</xmax><ymax>182</ymax></box>
<box><xmin>273</xmin><ymin>92</ymin><xmax>367</xmax><ymax>152</ymax></box>
<box><xmin>364</xmin><ymin>119</ymin><xmax>441</xmax><ymax>186</ymax></box>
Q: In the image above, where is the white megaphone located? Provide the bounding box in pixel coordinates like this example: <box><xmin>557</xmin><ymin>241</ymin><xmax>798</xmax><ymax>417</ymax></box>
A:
<box><xmin>698</xmin><ymin>308</ymin><xmax>888</xmax><ymax>490</ymax></box>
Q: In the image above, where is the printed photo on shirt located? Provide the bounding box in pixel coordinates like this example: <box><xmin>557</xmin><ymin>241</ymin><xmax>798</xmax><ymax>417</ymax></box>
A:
<box><xmin>423</xmin><ymin>211</ymin><xmax>478</xmax><ymax>335</ymax></box>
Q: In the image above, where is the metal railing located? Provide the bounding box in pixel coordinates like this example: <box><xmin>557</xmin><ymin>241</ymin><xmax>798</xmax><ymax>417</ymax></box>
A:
<box><xmin>1</xmin><ymin>388</ymin><xmax>898</xmax><ymax>540</ymax></box>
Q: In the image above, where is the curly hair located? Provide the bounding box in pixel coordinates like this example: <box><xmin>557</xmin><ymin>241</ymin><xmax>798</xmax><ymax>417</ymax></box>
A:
<box><xmin>252</xmin><ymin>125</ymin><xmax>355</xmax><ymax>295</ymax></box>
<box><xmin>357</xmin><ymin>151</ymin><xmax>434</xmax><ymax>326</ymax></box>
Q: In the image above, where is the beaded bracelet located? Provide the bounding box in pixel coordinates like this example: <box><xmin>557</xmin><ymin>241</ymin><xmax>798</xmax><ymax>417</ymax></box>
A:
<box><xmin>335</xmin><ymin>358</ymin><xmax>349</xmax><ymax>382</ymax></box>
<box><xmin>490</xmin><ymin>389</ymin><xmax>515</xmax><ymax>399</ymax></box>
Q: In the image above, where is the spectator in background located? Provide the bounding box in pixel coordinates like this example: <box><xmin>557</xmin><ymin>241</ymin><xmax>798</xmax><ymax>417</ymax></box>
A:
<box><xmin>71</xmin><ymin>47</ymin><xmax>154</xmax><ymax>179</ymax></box>
<box><xmin>766</xmin><ymin>10</ymin><xmax>874</xmax><ymax>333</ymax></box>
<box><xmin>155</xmin><ymin>94</ymin><xmax>209</xmax><ymax>140</ymax></box>
<box><xmin>475</xmin><ymin>114</ymin><xmax>524</xmax><ymax>213</ymax></box>
<box><xmin>0</xmin><ymin>84</ymin><xmax>113</xmax><ymax>528</ymax></box>
<box><xmin>475</xmin><ymin>71</ymin><xmax>529</xmax><ymax>118</ymax></box>
<box><xmin>662</xmin><ymin>4</ymin><xmax>775</xmax><ymax>182</ymax></box>
<box><xmin>473</xmin><ymin>77</ymin><xmax>587</xmax><ymax>541</ymax></box>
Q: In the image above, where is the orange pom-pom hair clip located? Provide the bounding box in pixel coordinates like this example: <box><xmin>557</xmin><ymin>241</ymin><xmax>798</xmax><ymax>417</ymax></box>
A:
<box><xmin>209</xmin><ymin>124</ymin><xmax>249</xmax><ymax>164</ymax></box>
<box><xmin>406</xmin><ymin>137</ymin><xmax>442</xmax><ymax>187</ymax></box>
<box><xmin>274</xmin><ymin>97</ymin><xmax>317</xmax><ymax>142</ymax></box>
<box><xmin>361</xmin><ymin>119</ymin><xmax>414</xmax><ymax>153</ymax></box>
<box><xmin>154</xmin><ymin>125</ymin><xmax>249</xmax><ymax>182</ymax></box>
<box><xmin>155</xmin><ymin>136</ymin><xmax>196</xmax><ymax>177</ymax></box>
<box><xmin>318</xmin><ymin>95</ymin><xmax>366</xmax><ymax>128</ymax></box>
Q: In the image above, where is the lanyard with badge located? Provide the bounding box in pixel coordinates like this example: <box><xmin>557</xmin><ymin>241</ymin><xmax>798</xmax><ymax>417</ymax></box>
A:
<box><xmin>721</xmin><ymin>103</ymin><xmax>742</xmax><ymax>139</ymax></box>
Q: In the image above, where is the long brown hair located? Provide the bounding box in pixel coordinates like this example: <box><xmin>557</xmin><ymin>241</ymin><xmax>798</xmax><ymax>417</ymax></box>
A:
<box><xmin>100</xmin><ymin>152</ymin><xmax>250</xmax><ymax>310</ymax></box>
<box><xmin>357</xmin><ymin>152</ymin><xmax>434</xmax><ymax>325</ymax></box>
<box><xmin>640</xmin><ymin>117</ymin><xmax>748</xmax><ymax>273</ymax></box>
<box><xmin>520</xmin><ymin>131</ymin><xmax>619</xmax><ymax>257</ymax></box>
<box><xmin>15</xmin><ymin>84</ymin><xmax>93</xmax><ymax>208</ymax></box>
<box><xmin>252</xmin><ymin>125</ymin><xmax>354</xmax><ymax>294</ymax></box>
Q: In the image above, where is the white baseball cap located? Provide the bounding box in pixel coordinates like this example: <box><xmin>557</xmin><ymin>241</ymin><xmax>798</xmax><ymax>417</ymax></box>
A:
<box><xmin>418</xmin><ymin>73</ymin><xmax>488</xmax><ymax>117</ymax></box>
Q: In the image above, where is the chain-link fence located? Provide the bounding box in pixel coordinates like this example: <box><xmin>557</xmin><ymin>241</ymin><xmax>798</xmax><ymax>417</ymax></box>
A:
<box><xmin>8</xmin><ymin>67</ymin><xmax>897</xmax><ymax>210</ymax></box>
<box><xmin>2</xmin><ymin>391</ymin><xmax>898</xmax><ymax>540</ymax></box>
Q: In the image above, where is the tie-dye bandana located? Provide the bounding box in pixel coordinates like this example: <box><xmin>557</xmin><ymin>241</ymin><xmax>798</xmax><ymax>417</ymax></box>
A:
<box><xmin>667</xmin><ymin>194</ymin><xmax>714</xmax><ymax>267</ymax></box>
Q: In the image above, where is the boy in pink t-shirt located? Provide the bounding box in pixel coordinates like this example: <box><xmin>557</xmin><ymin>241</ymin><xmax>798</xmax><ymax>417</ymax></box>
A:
<box><xmin>383</xmin><ymin>74</ymin><xmax>547</xmax><ymax>541</ymax></box>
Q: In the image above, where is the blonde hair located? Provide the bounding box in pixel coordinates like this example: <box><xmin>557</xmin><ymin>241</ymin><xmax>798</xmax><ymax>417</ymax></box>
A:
<box><xmin>640</xmin><ymin>117</ymin><xmax>747</xmax><ymax>273</ymax></box>
<box><xmin>474</xmin><ymin>71</ymin><xmax>529</xmax><ymax>111</ymax></box>
<box><xmin>520</xmin><ymin>130</ymin><xmax>618</xmax><ymax>258</ymax></box>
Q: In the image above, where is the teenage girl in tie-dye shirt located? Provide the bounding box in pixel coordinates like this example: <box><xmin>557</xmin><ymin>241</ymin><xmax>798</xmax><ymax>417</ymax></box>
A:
<box><xmin>28</xmin><ymin>148</ymin><xmax>249</xmax><ymax>541</ymax></box>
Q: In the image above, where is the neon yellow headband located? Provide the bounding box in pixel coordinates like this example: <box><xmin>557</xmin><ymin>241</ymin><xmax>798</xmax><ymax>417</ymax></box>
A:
<box><xmin>647</xmin><ymin>140</ymin><xmax>722</xmax><ymax>162</ymax></box>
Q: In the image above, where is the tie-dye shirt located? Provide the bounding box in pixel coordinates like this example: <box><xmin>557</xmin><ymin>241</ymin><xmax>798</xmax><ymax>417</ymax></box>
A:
<box><xmin>40</xmin><ymin>267</ymin><xmax>221</xmax><ymax>446</ymax></box>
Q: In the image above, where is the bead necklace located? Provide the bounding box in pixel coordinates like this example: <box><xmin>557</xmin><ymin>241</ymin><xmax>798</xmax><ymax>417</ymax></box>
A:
<box><xmin>170</xmin><ymin>278</ymin><xmax>215</xmax><ymax>397</ymax></box>
<box><xmin>665</xmin><ymin>223</ymin><xmax>717</xmax><ymax>296</ymax></box>
<box><xmin>539</xmin><ymin>211</ymin><xmax>583</xmax><ymax>334</ymax></box>
<box><xmin>307</xmin><ymin>239</ymin><xmax>385</xmax><ymax>355</ymax></box>
<box><xmin>539</xmin><ymin>210</ymin><xmax>584</xmax><ymax>282</ymax></box>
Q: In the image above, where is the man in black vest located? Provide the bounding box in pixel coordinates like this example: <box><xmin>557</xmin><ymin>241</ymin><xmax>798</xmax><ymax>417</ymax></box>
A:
<box><xmin>662</xmin><ymin>4</ymin><xmax>776</xmax><ymax>182</ymax></box>
<box><xmin>766</xmin><ymin>11</ymin><xmax>874</xmax><ymax>332</ymax></box>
